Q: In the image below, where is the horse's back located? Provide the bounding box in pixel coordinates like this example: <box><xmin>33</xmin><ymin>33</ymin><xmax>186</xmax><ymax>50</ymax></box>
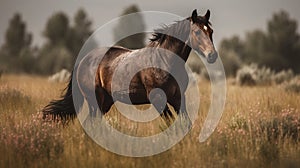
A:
<box><xmin>77</xmin><ymin>46</ymin><xmax>132</xmax><ymax>96</ymax></box>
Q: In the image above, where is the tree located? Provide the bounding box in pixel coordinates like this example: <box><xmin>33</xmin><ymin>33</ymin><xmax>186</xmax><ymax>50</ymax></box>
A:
<box><xmin>43</xmin><ymin>12</ymin><xmax>69</xmax><ymax>45</ymax></box>
<box><xmin>38</xmin><ymin>9</ymin><xmax>95</xmax><ymax>74</ymax></box>
<box><xmin>113</xmin><ymin>5</ymin><xmax>146</xmax><ymax>49</ymax></box>
<box><xmin>218</xmin><ymin>36</ymin><xmax>243</xmax><ymax>76</ymax></box>
<box><xmin>219</xmin><ymin>36</ymin><xmax>244</xmax><ymax>57</ymax></box>
<box><xmin>0</xmin><ymin>13</ymin><xmax>35</xmax><ymax>73</ymax></box>
<box><xmin>39</xmin><ymin>12</ymin><xmax>71</xmax><ymax>74</ymax></box>
<box><xmin>66</xmin><ymin>8</ymin><xmax>93</xmax><ymax>56</ymax></box>
<box><xmin>221</xmin><ymin>10</ymin><xmax>300</xmax><ymax>74</ymax></box>
<box><xmin>4</xmin><ymin>13</ymin><xmax>32</xmax><ymax>57</ymax></box>
<box><xmin>243</xmin><ymin>30</ymin><xmax>268</xmax><ymax>64</ymax></box>
<box><xmin>265</xmin><ymin>10</ymin><xmax>300</xmax><ymax>72</ymax></box>
<box><xmin>37</xmin><ymin>44</ymin><xmax>72</xmax><ymax>74</ymax></box>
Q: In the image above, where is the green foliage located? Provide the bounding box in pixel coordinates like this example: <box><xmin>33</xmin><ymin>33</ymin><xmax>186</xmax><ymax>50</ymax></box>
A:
<box><xmin>218</xmin><ymin>39</ymin><xmax>242</xmax><ymax>77</ymax></box>
<box><xmin>37</xmin><ymin>45</ymin><xmax>73</xmax><ymax>75</ymax></box>
<box><xmin>113</xmin><ymin>5</ymin><xmax>146</xmax><ymax>49</ymax></box>
<box><xmin>4</xmin><ymin>13</ymin><xmax>32</xmax><ymax>56</ymax></box>
<box><xmin>1</xmin><ymin>75</ymin><xmax>300</xmax><ymax>167</ymax></box>
<box><xmin>284</xmin><ymin>76</ymin><xmax>300</xmax><ymax>93</ymax></box>
<box><xmin>0</xmin><ymin>13</ymin><xmax>35</xmax><ymax>73</ymax></box>
<box><xmin>43</xmin><ymin>12</ymin><xmax>69</xmax><ymax>45</ymax></box>
<box><xmin>236</xmin><ymin>64</ymin><xmax>275</xmax><ymax>86</ymax></box>
<box><xmin>236</xmin><ymin>64</ymin><xmax>257</xmax><ymax>86</ymax></box>
<box><xmin>37</xmin><ymin>9</ymin><xmax>94</xmax><ymax>74</ymax></box>
<box><xmin>220</xmin><ymin>10</ymin><xmax>300</xmax><ymax>75</ymax></box>
<box><xmin>243</xmin><ymin>30</ymin><xmax>268</xmax><ymax>64</ymax></box>
<box><xmin>0</xmin><ymin>89</ymin><xmax>32</xmax><ymax>111</ymax></box>
<box><xmin>266</xmin><ymin>11</ymin><xmax>300</xmax><ymax>72</ymax></box>
<box><xmin>18</xmin><ymin>47</ymin><xmax>37</xmax><ymax>73</ymax></box>
<box><xmin>236</xmin><ymin>64</ymin><xmax>299</xmax><ymax>86</ymax></box>
<box><xmin>66</xmin><ymin>8</ymin><xmax>93</xmax><ymax>56</ymax></box>
<box><xmin>0</xmin><ymin>87</ymin><xmax>64</xmax><ymax>165</ymax></box>
<box><xmin>273</xmin><ymin>69</ymin><xmax>294</xmax><ymax>84</ymax></box>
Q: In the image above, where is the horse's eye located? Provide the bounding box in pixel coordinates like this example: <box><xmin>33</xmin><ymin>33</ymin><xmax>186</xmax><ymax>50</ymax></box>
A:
<box><xmin>203</xmin><ymin>25</ymin><xmax>208</xmax><ymax>31</ymax></box>
<box><xmin>195</xmin><ymin>30</ymin><xmax>201</xmax><ymax>36</ymax></box>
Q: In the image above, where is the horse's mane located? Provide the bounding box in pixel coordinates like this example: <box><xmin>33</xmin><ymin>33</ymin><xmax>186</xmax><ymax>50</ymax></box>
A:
<box><xmin>148</xmin><ymin>18</ymin><xmax>191</xmax><ymax>47</ymax></box>
<box><xmin>148</xmin><ymin>15</ymin><xmax>212</xmax><ymax>47</ymax></box>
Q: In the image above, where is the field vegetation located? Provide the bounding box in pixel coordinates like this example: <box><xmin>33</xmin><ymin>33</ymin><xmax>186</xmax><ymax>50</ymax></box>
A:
<box><xmin>0</xmin><ymin>74</ymin><xmax>299</xmax><ymax>167</ymax></box>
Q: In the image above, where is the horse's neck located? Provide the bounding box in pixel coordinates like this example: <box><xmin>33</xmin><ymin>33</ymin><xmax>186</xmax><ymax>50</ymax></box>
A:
<box><xmin>160</xmin><ymin>37</ymin><xmax>191</xmax><ymax>62</ymax></box>
<box><xmin>149</xmin><ymin>19</ymin><xmax>192</xmax><ymax>63</ymax></box>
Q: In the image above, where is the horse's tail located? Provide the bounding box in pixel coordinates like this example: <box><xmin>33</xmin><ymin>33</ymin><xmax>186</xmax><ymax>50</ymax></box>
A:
<box><xmin>42</xmin><ymin>70</ymin><xmax>84</xmax><ymax>124</ymax></box>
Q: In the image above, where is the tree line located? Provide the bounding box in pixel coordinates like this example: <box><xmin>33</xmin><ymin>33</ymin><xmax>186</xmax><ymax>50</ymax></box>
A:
<box><xmin>0</xmin><ymin>6</ymin><xmax>299</xmax><ymax>76</ymax></box>
<box><xmin>219</xmin><ymin>10</ymin><xmax>300</xmax><ymax>76</ymax></box>
<box><xmin>0</xmin><ymin>5</ymin><xmax>145</xmax><ymax>75</ymax></box>
<box><xmin>0</xmin><ymin>8</ymin><xmax>93</xmax><ymax>74</ymax></box>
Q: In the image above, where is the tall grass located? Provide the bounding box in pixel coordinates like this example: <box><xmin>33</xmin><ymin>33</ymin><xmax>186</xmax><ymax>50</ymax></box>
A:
<box><xmin>0</xmin><ymin>74</ymin><xmax>299</xmax><ymax>167</ymax></box>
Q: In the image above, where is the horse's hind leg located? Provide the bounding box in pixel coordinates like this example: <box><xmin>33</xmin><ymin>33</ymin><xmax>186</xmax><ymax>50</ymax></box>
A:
<box><xmin>95</xmin><ymin>86</ymin><xmax>114</xmax><ymax>116</ymax></box>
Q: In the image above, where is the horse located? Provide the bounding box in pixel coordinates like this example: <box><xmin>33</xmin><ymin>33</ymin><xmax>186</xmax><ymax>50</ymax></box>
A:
<box><xmin>42</xmin><ymin>9</ymin><xmax>218</xmax><ymax>126</ymax></box>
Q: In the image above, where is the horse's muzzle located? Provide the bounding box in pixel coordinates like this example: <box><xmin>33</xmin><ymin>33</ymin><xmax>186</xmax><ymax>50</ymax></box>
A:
<box><xmin>207</xmin><ymin>51</ymin><xmax>218</xmax><ymax>64</ymax></box>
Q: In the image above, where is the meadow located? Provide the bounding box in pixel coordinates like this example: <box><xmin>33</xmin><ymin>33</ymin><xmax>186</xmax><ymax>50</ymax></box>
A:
<box><xmin>0</xmin><ymin>74</ymin><xmax>299</xmax><ymax>167</ymax></box>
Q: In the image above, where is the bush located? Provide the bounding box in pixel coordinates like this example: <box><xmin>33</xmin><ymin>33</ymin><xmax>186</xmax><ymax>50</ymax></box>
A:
<box><xmin>0</xmin><ymin>88</ymin><xmax>32</xmax><ymax>111</ymax></box>
<box><xmin>0</xmin><ymin>113</ymin><xmax>64</xmax><ymax>161</ymax></box>
<box><xmin>236</xmin><ymin>64</ymin><xmax>257</xmax><ymax>86</ymax></box>
<box><xmin>37</xmin><ymin>45</ymin><xmax>73</xmax><ymax>75</ymax></box>
<box><xmin>0</xmin><ymin>88</ymin><xmax>64</xmax><ymax>163</ymax></box>
<box><xmin>236</xmin><ymin>64</ymin><xmax>275</xmax><ymax>86</ymax></box>
<box><xmin>273</xmin><ymin>69</ymin><xmax>294</xmax><ymax>84</ymax></box>
<box><xmin>258</xmin><ymin>111</ymin><xmax>299</xmax><ymax>142</ymax></box>
<box><xmin>219</xmin><ymin>49</ymin><xmax>242</xmax><ymax>77</ymax></box>
<box><xmin>284</xmin><ymin>76</ymin><xmax>300</xmax><ymax>93</ymax></box>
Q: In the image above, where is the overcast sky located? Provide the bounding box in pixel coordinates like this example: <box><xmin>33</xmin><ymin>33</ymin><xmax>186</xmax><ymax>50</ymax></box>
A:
<box><xmin>0</xmin><ymin>0</ymin><xmax>300</xmax><ymax>48</ymax></box>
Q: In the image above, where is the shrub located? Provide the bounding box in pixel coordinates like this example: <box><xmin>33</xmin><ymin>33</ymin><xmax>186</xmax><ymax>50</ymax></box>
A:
<box><xmin>236</xmin><ymin>64</ymin><xmax>275</xmax><ymax>86</ymax></box>
<box><xmin>258</xmin><ymin>111</ymin><xmax>299</xmax><ymax>142</ymax></box>
<box><xmin>273</xmin><ymin>69</ymin><xmax>294</xmax><ymax>84</ymax></box>
<box><xmin>236</xmin><ymin>64</ymin><xmax>257</xmax><ymax>86</ymax></box>
<box><xmin>0</xmin><ymin>112</ymin><xmax>64</xmax><ymax>161</ymax></box>
<box><xmin>255</xmin><ymin>65</ymin><xmax>274</xmax><ymax>85</ymax></box>
<box><xmin>0</xmin><ymin>88</ymin><xmax>32</xmax><ymax>111</ymax></box>
<box><xmin>37</xmin><ymin>45</ymin><xmax>73</xmax><ymax>75</ymax></box>
<box><xmin>219</xmin><ymin>49</ymin><xmax>242</xmax><ymax>77</ymax></box>
<box><xmin>284</xmin><ymin>76</ymin><xmax>300</xmax><ymax>93</ymax></box>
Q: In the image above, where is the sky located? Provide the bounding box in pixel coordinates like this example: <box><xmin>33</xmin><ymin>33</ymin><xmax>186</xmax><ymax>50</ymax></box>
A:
<box><xmin>0</xmin><ymin>0</ymin><xmax>300</xmax><ymax>48</ymax></box>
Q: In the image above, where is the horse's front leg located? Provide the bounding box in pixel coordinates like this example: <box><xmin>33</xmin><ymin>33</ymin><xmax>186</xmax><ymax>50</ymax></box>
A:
<box><xmin>146</xmin><ymin>88</ymin><xmax>174</xmax><ymax>124</ymax></box>
<box><xmin>179</xmin><ymin>96</ymin><xmax>192</xmax><ymax>129</ymax></box>
<box><xmin>169</xmin><ymin>95</ymin><xmax>192</xmax><ymax>130</ymax></box>
<box><xmin>160</xmin><ymin>105</ymin><xmax>175</xmax><ymax>125</ymax></box>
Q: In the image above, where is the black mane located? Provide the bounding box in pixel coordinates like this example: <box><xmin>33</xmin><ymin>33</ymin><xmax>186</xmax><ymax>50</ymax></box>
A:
<box><xmin>148</xmin><ymin>15</ymin><xmax>211</xmax><ymax>47</ymax></box>
<box><xmin>148</xmin><ymin>18</ymin><xmax>191</xmax><ymax>47</ymax></box>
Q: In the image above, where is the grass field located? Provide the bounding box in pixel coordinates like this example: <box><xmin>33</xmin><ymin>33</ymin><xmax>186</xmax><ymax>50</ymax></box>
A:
<box><xmin>0</xmin><ymin>74</ymin><xmax>299</xmax><ymax>167</ymax></box>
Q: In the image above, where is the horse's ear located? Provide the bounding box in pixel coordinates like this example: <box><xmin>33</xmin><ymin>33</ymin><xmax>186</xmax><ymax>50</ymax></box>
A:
<box><xmin>191</xmin><ymin>9</ymin><xmax>197</xmax><ymax>23</ymax></box>
<box><xmin>204</xmin><ymin>9</ymin><xmax>210</xmax><ymax>21</ymax></box>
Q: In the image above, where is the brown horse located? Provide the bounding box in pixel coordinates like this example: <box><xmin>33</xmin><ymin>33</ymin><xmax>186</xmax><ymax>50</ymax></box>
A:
<box><xmin>42</xmin><ymin>9</ymin><xmax>218</xmax><ymax>125</ymax></box>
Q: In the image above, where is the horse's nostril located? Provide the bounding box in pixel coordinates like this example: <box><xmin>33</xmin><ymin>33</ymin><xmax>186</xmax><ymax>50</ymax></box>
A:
<box><xmin>209</xmin><ymin>52</ymin><xmax>217</xmax><ymax>58</ymax></box>
<box><xmin>207</xmin><ymin>52</ymin><xmax>218</xmax><ymax>64</ymax></box>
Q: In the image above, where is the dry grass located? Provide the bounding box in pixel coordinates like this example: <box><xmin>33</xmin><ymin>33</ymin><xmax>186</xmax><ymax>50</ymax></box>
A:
<box><xmin>0</xmin><ymin>74</ymin><xmax>299</xmax><ymax>168</ymax></box>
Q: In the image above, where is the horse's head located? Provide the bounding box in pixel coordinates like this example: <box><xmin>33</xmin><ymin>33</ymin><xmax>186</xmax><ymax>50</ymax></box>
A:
<box><xmin>189</xmin><ymin>9</ymin><xmax>218</xmax><ymax>64</ymax></box>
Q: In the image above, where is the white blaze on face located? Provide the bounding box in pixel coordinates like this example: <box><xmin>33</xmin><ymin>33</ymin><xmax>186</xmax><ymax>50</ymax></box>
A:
<box><xmin>203</xmin><ymin>25</ymin><xmax>208</xmax><ymax>31</ymax></box>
